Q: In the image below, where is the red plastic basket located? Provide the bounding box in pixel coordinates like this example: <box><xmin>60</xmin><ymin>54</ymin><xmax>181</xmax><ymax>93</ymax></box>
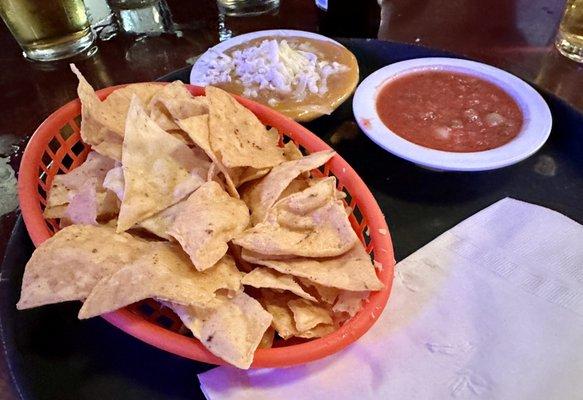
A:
<box><xmin>18</xmin><ymin>84</ymin><xmax>395</xmax><ymax>368</ymax></box>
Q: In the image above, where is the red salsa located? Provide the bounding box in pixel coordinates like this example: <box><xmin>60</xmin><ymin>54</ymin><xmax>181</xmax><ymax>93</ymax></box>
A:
<box><xmin>376</xmin><ymin>71</ymin><xmax>523</xmax><ymax>152</ymax></box>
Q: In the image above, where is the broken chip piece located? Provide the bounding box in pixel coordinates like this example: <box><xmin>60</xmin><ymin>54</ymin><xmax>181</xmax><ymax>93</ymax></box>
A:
<box><xmin>206</xmin><ymin>86</ymin><xmax>286</xmax><ymax>169</ymax></box>
<box><xmin>235</xmin><ymin>179</ymin><xmax>358</xmax><ymax>257</ymax></box>
<box><xmin>242</xmin><ymin>241</ymin><xmax>383</xmax><ymax>291</ymax></box>
<box><xmin>242</xmin><ymin>268</ymin><xmax>317</xmax><ymax>301</ymax></box>
<box><xmin>17</xmin><ymin>224</ymin><xmax>149</xmax><ymax>310</ymax></box>
<box><xmin>78</xmin><ymin>244</ymin><xmax>241</xmax><ymax>319</ymax></box>
<box><xmin>168</xmin><ymin>181</ymin><xmax>250</xmax><ymax>270</ymax></box>
<box><xmin>168</xmin><ymin>291</ymin><xmax>271</xmax><ymax>369</ymax></box>
<box><xmin>242</xmin><ymin>150</ymin><xmax>335</xmax><ymax>224</ymax></box>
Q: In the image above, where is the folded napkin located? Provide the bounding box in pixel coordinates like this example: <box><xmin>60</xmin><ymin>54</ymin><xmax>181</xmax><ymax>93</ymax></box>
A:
<box><xmin>199</xmin><ymin>198</ymin><xmax>583</xmax><ymax>400</ymax></box>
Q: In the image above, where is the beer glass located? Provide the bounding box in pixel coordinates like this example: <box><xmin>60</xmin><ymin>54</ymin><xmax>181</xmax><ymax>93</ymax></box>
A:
<box><xmin>556</xmin><ymin>0</ymin><xmax>583</xmax><ymax>63</ymax></box>
<box><xmin>0</xmin><ymin>0</ymin><xmax>95</xmax><ymax>62</ymax></box>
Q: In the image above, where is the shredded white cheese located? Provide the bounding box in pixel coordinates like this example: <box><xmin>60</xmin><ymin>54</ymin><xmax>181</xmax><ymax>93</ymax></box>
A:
<box><xmin>198</xmin><ymin>39</ymin><xmax>348</xmax><ymax>103</ymax></box>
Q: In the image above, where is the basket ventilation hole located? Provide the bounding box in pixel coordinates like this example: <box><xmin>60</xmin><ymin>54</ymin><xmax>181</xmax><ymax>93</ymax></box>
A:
<box><xmin>48</xmin><ymin>138</ymin><xmax>62</xmax><ymax>154</ymax></box>
<box><xmin>71</xmin><ymin>140</ymin><xmax>87</xmax><ymax>156</ymax></box>
<box><xmin>59</xmin><ymin>124</ymin><xmax>75</xmax><ymax>140</ymax></box>
<box><xmin>61</xmin><ymin>153</ymin><xmax>74</xmax><ymax>171</ymax></box>
<box><xmin>138</xmin><ymin>302</ymin><xmax>155</xmax><ymax>317</ymax></box>
<box><xmin>156</xmin><ymin>315</ymin><xmax>175</xmax><ymax>329</ymax></box>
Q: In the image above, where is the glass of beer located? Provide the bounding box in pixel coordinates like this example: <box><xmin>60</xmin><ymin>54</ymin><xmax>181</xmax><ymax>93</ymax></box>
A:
<box><xmin>556</xmin><ymin>0</ymin><xmax>583</xmax><ymax>63</ymax></box>
<box><xmin>0</xmin><ymin>0</ymin><xmax>95</xmax><ymax>62</ymax></box>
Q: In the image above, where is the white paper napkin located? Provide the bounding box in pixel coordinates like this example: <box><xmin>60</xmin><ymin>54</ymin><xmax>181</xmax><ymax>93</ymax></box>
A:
<box><xmin>198</xmin><ymin>198</ymin><xmax>583</xmax><ymax>400</ymax></box>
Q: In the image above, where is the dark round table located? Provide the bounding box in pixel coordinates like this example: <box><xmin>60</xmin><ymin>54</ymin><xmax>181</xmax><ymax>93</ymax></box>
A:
<box><xmin>1</xmin><ymin>38</ymin><xmax>582</xmax><ymax>399</ymax></box>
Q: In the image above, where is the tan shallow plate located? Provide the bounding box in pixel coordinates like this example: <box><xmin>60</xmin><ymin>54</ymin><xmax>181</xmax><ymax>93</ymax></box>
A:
<box><xmin>190</xmin><ymin>30</ymin><xmax>359</xmax><ymax>122</ymax></box>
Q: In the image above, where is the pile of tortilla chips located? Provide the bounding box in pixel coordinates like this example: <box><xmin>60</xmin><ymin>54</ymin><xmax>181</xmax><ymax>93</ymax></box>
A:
<box><xmin>17</xmin><ymin>65</ymin><xmax>384</xmax><ymax>369</ymax></box>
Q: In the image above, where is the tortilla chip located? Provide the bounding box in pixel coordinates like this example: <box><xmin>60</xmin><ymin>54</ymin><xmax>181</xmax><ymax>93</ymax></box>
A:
<box><xmin>46</xmin><ymin>188</ymin><xmax>119</xmax><ymax>223</ymax></box>
<box><xmin>259</xmin><ymin>290</ymin><xmax>298</xmax><ymax>340</ymax></box>
<box><xmin>116</xmin><ymin>97</ymin><xmax>210</xmax><ymax>232</ymax></box>
<box><xmin>133</xmin><ymin>200</ymin><xmax>184</xmax><ymax>240</ymax></box>
<box><xmin>234</xmin><ymin>167</ymin><xmax>270</xmax><ymax>187</ymax></box>
<box><xmin>275</xmin><ymin>176</ymin><xmax>337</xmax><ymax>214</ymax></box>
<box><xmin>177</xmin><ymin>115</ymin><xmax>239</xmax><ymax>198</ymax></box>
<box><xmin>335</xmin><ymin>187</ymin><xmax>347</xmax><ymax>200</ymax></box>
<box><xmin>44</xmin><ymin>152</ymin><xmax>119</xmax><ymax>222</ymax></box>
<box><xmin>258</xmin><ymin>327</ymin><xmax>275</xmax><ymax>349</ymax></box>
<box><xmin>242</xmin><ymin>150</ymin><xmax>334</xmax><ymax>224</ymax></box>
<box><xmin>78</xmin><ymin>245</ymin><xmax>242</xmax><ymax>319</ymax></box>
<box><xmin>63</xmin><ymin>178</ymin><xmax>99</xmax><ymax>225</ymax></box>
<box><xmin>168</xmin><ymin>181</ymin><xmax>250</xmax><ymax>270</ymax></box>
<box><xmin>71</xmin><ymin>66</ymin><xmax>161</xmax><ymax>160</ymax></box>
<box><xmin>278</xmin><ymin>177</ymin><xmax>345</xmax><ymax>205</ymax></box>
<box><xmin>282</xmin><ymin>141</ymin><xmax>309</xmax><ymax>179</ymax></box>
<box><xmin>101</xmin><ymin>192</ymin><xmax>120</xmax><ymax>218</ymax></box>
<box><xmin>102</xmin><ymin>218</ymin><xmax>119</xmax><ymax>228</ymax></box>
<box><xmin>150</xmin><ymin>106</ymin><xmax>178</xmax><ymax>131</ymax></box>
<box><xmin>71</xmin><ymin>65</ymin><xmax>123</xmax><ymax>159</ymax></box>
<box><xmin>288</xmin><ymin>298</ymin><xmax>333</xmax><ymax>332</ymax></box>
<box><xmin>259</xmin><ymin>290</ymin><xmax>334</xmax><ymax>339</ymax></box>
<box><xmin>297</xmin><ymin>278</ymin><xmax>341</xmax><ymax>305</ymax></box>
<box><xmin>103</xmin><ymin>82</ymin><xmax>162</xmax><ymax>122</ymax></box>
<box><xmin>107</xmin><ymin>165</ymin><xmax>193</xmax><ymax>240</ymax></box>
<box><xmin>276</xmin><ymin>177</ymin><xmax>312</xmax><ymax>202</ymax></box>
<box><xmin>283</xmin><ymin>141</ymin><xmax>304</xmax><ymax>161</ymax></box>
<box><xmin>206</xmin><ymin>86</ymin><xmax>285</xmax><ymax>169</ymax></box>
<box><xmin>332</xmin><ymin>291</ymin><xmax>369</xmax><ymax>317</ymax></box>
<box><xmin>295</xmin><ymin>323</ymin><xmax>336</xmax><ymax>339</ymax></box>
<box><xmin>147</xmin><ymin>81</ymin><xmax>209</xmax><ymax>129</ymax></box>
<box><xmin>88</xmin><ymin>133</ymin><xmax>123</xmax><ymax>161</ymax></box>
<box><xmin>235</xmin><ymin>179</ymin><xmax>357</xmax><ymax>257</ymax></box>
<box><xmin>244</xmin><ymin>241</ymin><xmax>383</xmax><ymax>291</ymax></box>
<box><xmin>103</xmin><ymin>164</ymin><xmax>124</xmax><ymax>201</ymax></box>
<box><xmin>169</xmin><ymin>129</ymin><xmax>195</xmax><ymax>146</ymax></box>
<box><xmin>44</xmin><ymin>204</ymin><xmax>68</xmax><ymax>220</ymax></box>
<box><xmin>242</xmin><ymin>268</ymin><xmax>317</xmax><ymax>301</ymax></box>
<box><xmin>17</xmin><ymin>225</ymin><xmax>148</xmax><ymax>310</ymax></box>
<box><xmin>226</xmin><ymin>130</ymin><xmax>279</xmax><ymax>188</ymax></box>
<box><xmin>45</xmin><ymin>151</ymin><xmax>116</xmax><ymax>210</ymax></box>
<box><xmin>229</xmin><ymin>243</ymin><xmax>255</xmax><ymax>274</ymax></box>
<box><xmin>169</xmin><ymin>291</ymin><xmax>271</xmax><ymax>369</ymax></box>
<box><xmin>207</xmin><ymin>162</ymin><xmax>220</xmax><ymax>182</ymax></box>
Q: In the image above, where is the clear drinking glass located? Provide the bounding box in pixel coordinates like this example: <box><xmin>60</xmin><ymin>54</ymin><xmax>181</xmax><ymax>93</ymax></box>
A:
<box><xmin>0</xmin><ymin>0</ymin><xmax>95</xmax><ymax>62</ymax></box>
<box><xmin>555</xmin><ymin>0</ymin><xmax>583</xmax><ymax>63</ymax></box>
<box><xmin>107</xmin><ymin>0</ymin><xmax>173</xmax><ymax>35</ymax></box>
<box><xmin>217</xmin><ymin>0</ymin><xmax>280</xmax><ymax>17</ymax></box>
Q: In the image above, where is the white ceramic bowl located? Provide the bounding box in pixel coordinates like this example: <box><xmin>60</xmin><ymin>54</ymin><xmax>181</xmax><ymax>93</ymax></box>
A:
<box><xmin>352</xmin><ymin>58</ymin><xmax>552</xmax><ymax>171</ymax></box>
